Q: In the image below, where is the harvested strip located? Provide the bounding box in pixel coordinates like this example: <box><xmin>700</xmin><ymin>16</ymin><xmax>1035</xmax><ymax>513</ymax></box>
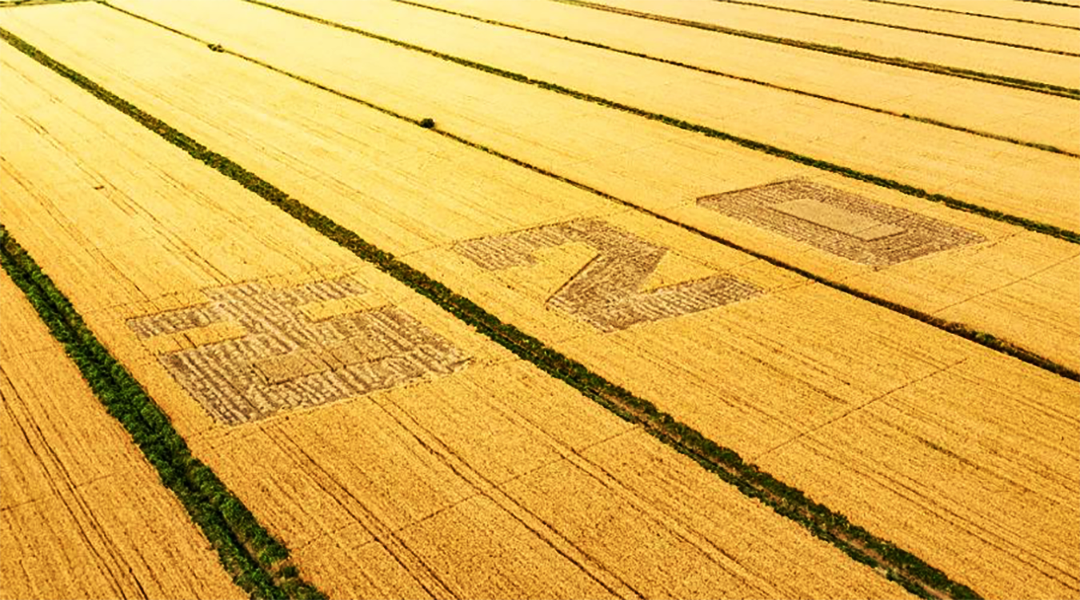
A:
<box><xmin>553</xmin><ymin>0</ymin><xmax>1080</xmax><ymax>92</ymax></box>
<box><xmin>0</xmin><ymin>31</ymin><xmax>918</xmax><ymax>600</ymax></box>
<box><xmin>740</xmin><ymin>0</ymin><xmax>1080</xmax><ymax>53</ymax></box>
<box><xmin>396</xmin><ymin>0</ymin><xmax>1080</xmax><ymax>156</ymax></box>
<box><xmin>4</xmin><ymin>11</ymin><xmax>1075</xmax><ymax>599</ymax></box>
<box><xmin>0</xmin><ymin>272</ymin><xmax>245</xmax><ymax>600</ymax></box>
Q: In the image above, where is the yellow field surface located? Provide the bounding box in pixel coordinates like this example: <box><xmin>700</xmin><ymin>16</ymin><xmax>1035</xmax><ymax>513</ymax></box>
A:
<box><xmin>890</xmin><ymin>0</ymin><xmax>1080</xmax><ymax>27</ymax></box>
<box><xmin>0</xmin><ymin>38</ymin><xmax>915</xmax><ymax>600</ymax></box>
<box><xmin>403</xmin><ymin>0</ymin><xmax>1080</xmax><ymax>154</ymax></box>
<box><xmin>20</xmin><ymin>0</ymin><xmax>1080</xmax><ymax>374</ymax></box>
<box><xmin>196</xmin><ymin>0</ymin><xmax>1080</xmax><ymax>232</ymax></box>
<box><xmin>570</xmin><ymin>0</ymin><xmax>1080</xmax><ymax>89</ymax></box>
<box><xmin>735</xmin><ymin>0</ymin><xmax>1080</xmax><ymax>53</ymax></box>
<box><xmin>0</xmin><ymin>273</ymin><xmax>244</xmax><ymax>600</ymax></box>
<box><xmin>2</xmin><ymin>6</ymin><xmax>1077</xmax><ymax>599</ymax></box>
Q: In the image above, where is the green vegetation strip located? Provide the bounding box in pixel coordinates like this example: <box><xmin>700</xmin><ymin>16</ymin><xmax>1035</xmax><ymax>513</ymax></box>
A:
<box><xmin>0</xmin><ymin>26</ymin><xmax>324</xmax><ymax>600</ymax></box>
<box><xmin>246</xmin><ymin>0</ymin><xmax>1080</xmax><ymax>244</ymax></box>
<box><xmin>392</xmin><ymin>0</ymin><xmax>1078</xmax><ymax>158</ymax></box>
<box><xmin>0</xmin><ymin>26</ymin><xmax>985</xmax><ymax>600</ymax></box>
<box><xmin>0</xmin><ymin>223</ymin><xmax>324</xmax><ymax>600</ymax></box>
<box><xmin>861</xmin><ymin>0</ymin><xmax>1080</xmax><ymax>30</ymax></box>
<box><xmin>551</xmin><ymin>0</ymin><xmax>1080</xmax><ymax>99</ymax></box>
<box><xmin>101</xmin><ymin>0</ymin><xmax>1080</xmax><ymax>383</ymax></box>
<box><xmin>705</xmin><ymin>0</ymin><xmax>1080</xmax><ymax>56</ymax></box>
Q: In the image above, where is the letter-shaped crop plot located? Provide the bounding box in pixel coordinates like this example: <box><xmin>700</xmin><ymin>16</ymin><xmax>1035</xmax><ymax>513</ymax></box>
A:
<box><xmin>127</xmin><ymin>277</ymin><xmax>470</xmax><ymax>425</ymax></box>
<box><xmin>454</xmin><ymin>220</ymin><xmax>762</xmax><ymax>332</ymax></box>
<box><xmin>698</xmin><ymin>179</ymin><xmax>985</xmax><ymax>267</ymax></box>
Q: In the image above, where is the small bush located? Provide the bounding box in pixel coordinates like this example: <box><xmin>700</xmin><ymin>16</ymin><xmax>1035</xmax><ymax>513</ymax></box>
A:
<box><xmin>419</xmin><ymin>117</ymin><xmax>435</xmax><ymax>129</ymax></box>
<box><xmin>208</xmin><ymin>43</ymin><xmax>224</xmax><ymax>53</ymax></box>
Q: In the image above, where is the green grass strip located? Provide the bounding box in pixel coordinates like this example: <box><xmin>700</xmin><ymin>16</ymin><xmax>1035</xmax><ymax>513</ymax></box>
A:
<box><xmin>704</xmin><ymin>0</ymin><xmax>1080</xmax><ymax>56</ymax></box>
<box><xmin>101</xmin><ymin>0</ymin><xmax>1080</xmax><ymax>384</ymax></box>
<box><xmin>392</xmin><ymin>0</ymin><xmax>1078</xmax><ymax>158</ymax></box>
<box><xmin>0</xmin><ymin>25</ymin><xmax>985</xmax><ymax>600</ymax></box>
<box><xmin>0</xmin><ymin>24</ymin><xmax>323</xmax><ymax>599</ymax></box>
<box><xmin>861</xmin><ymin>0</ymin><xmax>1080</xmax><ymax>30</ymax></box>
<box><xmin>551</xmin><ymin>0</ymin><xmax>1080</xmax><ymax>98</ymax></box>
<box><xmin>243</xmin><ymin>0</ymin><xmax>1080</xmax><ymax>244</ymax></box>
<box><xmin>0</xmin><ymin>224</ymin><xmax>325</xmax><ymax>600</ymax></box>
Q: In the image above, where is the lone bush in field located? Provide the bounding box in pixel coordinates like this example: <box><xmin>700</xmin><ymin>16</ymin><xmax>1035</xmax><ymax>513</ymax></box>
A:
<box><xmin>419</xmin><ymin>117</ymin><xmax>436</xmax><ymax>129</ymax></box>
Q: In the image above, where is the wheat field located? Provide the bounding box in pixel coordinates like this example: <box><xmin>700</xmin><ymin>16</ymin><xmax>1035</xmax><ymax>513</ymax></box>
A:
<box><xmin>1</xmin><ymin>1</ymin><xmax>1077</xmax><ymax>599</ymax></box>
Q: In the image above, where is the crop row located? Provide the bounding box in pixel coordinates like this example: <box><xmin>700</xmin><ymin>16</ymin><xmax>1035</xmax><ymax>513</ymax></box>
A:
<box><xmin>696</xmin><ymin>0</ymin><xmax>1080</xmax><ymax>56</ymax></box>
<box><xmin>392</xmin><ymin>0</ymin><xmax>1078</xmax><ymax>158</ymax></box>
<box><xmin>867</xmin><ymin>0</ymin><xmax>1080</xmax><ymax>29</ymax></box>
<box><xmin>0</xmin><ymin>26</ymin><xmax>983</xmax><ymax>600</ymax></box>
<box><xmin>553</xmin><ymin>0</ymin><xmax>1080</xmax><ymax>99</ymax></box>
<box><xmin>241</xmin><ymin>0</ymin><xmax>1080</xmax><ymax>245</ymax></box>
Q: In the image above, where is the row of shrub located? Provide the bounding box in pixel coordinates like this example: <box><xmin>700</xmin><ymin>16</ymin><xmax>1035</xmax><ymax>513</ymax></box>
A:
<box><xmin>0</xmin><ymin>25</ymin><xmax>983</xmax><ymax>600</ymax></box>
<box><xmin>0</xmin><ymin>226</ymin><xmax>323</xmax><ymax>600</ymax></box>
<box><xmin>0</xmin><ymin>28</ymin><xmax>328</xmax><ymax>600</ymax></box>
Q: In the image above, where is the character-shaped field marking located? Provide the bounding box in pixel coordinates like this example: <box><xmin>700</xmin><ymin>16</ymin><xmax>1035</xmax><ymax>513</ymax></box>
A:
<box><xmin>127</xmin><ymin>277</ymin><xmax>469</xmax><ymax>425</ymax></box>
<box><xmin>698</xmin><ymin>179</ymin><xmax>985</xmax><ymax>267</ymax></box>
<box><xmin>455</xmin><ymin>220</ymin><xmax>762</xmax><ymax>332</ymax></box>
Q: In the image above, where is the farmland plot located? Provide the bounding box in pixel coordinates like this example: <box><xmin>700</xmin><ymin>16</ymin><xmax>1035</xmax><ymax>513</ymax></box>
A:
<box><xmin>879</xmin><ymin>0</ymin><xmax>1080</xmax><ymax>27</ymax></box>
<box><xmin>702</xmin><ymin>0</ymin><xmax>1080</xmax><ymax>53</ymax></box>
<box><xmin>1</xmin><ymin>6</ymin><xmax>1077</xmax><ymax>599</ymax></box>
<box><xmin>546</xmin><ymin>0</ymin><xmax>1080</xmax><ymax>89</ymax></box>
<box><xmin>384</xmin><ymin>0</ymin><xmax>1080</xmax><ymax>154</ymax></box>
<box><xmin>165</xmin><ymin>0</ymin><xmax>1080</xmax><ymax>233</ymax></box>
<box><xmin>0</xmin><ymin>37</ymin><xmax>913</xmax><ymax>600</ymax></box>
<box><xmin>0</xmin><ymin>272</ymin><xmax>244</xmax><ymax>600</ymax></box>
<box><xmin>31</xmin><ymin>0</ymin><xmax>1080</xmax><ymax>374</ymax></box>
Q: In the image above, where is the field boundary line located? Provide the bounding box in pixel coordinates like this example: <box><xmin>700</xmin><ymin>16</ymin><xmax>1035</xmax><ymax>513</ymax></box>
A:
<box><xmin>858</xmin><ymin>0</ymin><xmax>1080</xmax><ymax>30</ymax></box>
<box><xmin>0</xmin><ymin>224</ymin><xmax>326</xmax><ymax>600</ymax></box>
<box><xmin>392</xmin><ymin>0</ymin><xmax>1079</xmax><ymax>158</ymax></box>
<box><xmin>0</xmin><ymin>26</ymin><xmax>985</xmax><ymax>600</ymax></box>
<box><xmin>239</xmin><ymin>0</ymin><xmax>1080</xmax><ymax>244</ymax></box>
<box><xmin>699</xmin><ymin>0</ymin><xmax>1080</xmax><ymax>56</ymax></box>
<box><xmin>548</xmin><ymin>0</ymin><xmax>1080</xmax><ymax>99</ymax></box>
